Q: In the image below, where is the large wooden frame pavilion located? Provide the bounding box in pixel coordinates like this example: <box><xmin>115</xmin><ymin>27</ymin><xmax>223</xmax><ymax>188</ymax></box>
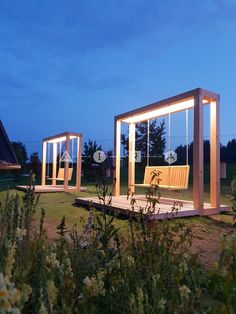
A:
<box><xmin>113</xmin><ymin>88</ymin><xmax>222</xmax><ymax>215</ymax></box>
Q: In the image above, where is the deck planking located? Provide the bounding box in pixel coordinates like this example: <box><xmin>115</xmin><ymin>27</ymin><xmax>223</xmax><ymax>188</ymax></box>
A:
<box><xmin>16</xmin><ymin>185</ymin><xmax>87</xmax><ymax>193</ymax></box>
<box><xmin>75</xmin><ymin>195</ymin><xmax>229</xmax><ymax>220</ymax></box>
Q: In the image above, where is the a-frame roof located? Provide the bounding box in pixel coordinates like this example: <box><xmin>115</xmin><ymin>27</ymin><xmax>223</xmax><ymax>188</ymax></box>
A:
<box><xmin>0</xmin><ymin>120</ymin><xmax>21</xmax><ymax>170</ymax></box>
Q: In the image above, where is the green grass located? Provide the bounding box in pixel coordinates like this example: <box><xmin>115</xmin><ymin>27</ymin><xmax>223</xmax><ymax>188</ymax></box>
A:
<box><xmin>0</xmin><ymin>180</ymin><xmax>234</xmax><ymax>238</ymax></box>
<box><xmin>0</xmin><ymin>162</ymin><xmax>235</xmax><ymax>235</ymax></box>
<box><xmin>0</xmin><ymin>185</ymin><xmax>129</xmax><ymax>234</ymax></box>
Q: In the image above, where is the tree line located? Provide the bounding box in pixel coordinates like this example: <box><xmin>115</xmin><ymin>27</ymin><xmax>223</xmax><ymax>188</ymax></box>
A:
<box><xmin>9</xmin><ymin>127</ymin><xmax>236</xmax><ymax>177</ymax></box>
<box><xmin>121</xmin><ymin>122</ymin><xmax>236</xmax><ymax>165</ymax></box>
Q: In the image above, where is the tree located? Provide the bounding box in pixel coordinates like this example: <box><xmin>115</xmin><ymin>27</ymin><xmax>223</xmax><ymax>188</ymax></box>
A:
<box><xmin>121</xmin><ymin>119</ymin><xmax>166</xmax><ymax>166</ymax></box>
<box><xmin>11</xmin><ymin>142</ymin><xmax>28</xmax><ymax>168</ymax></box>
<box><xmin>225</xmin><ymin>139</ymin><xmax>236</xmax><ymax>163</ymax></box>
<box><xmin>175</xmin><ymin>140</ymin><xmax>212</xmax><ymax>165</ymax></box>
<box><xmin>82</xmin><ymin>140</ymin><xmax>103</xmax><ymax>178</ymax></box>
<box><xmin>29</xmin><ymin>152</ymin><xmax>41</xmax><ymax>176</ymax></box>
<box><xmin>150</xmin><ymin>120</ymin><xmax>166</xmax><ymax>165</ymax></box>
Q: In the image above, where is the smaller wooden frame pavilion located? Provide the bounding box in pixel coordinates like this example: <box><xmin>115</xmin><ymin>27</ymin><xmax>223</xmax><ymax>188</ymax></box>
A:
<box><xmin>41</xmin><ymin>132</ymin><xmax>82</xmax><ymax>192</ymax></box>
<box><xmin>113</xmin><ymin>88</ymin><xmax>221</xmax><ymax>215</ymax></box>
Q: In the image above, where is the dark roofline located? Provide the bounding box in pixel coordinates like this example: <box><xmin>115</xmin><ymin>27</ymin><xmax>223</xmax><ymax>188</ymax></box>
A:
<box><xmin>0</xmin><ymin>120</ymin><xmax>21</xmax><ymax>170</ymax></box>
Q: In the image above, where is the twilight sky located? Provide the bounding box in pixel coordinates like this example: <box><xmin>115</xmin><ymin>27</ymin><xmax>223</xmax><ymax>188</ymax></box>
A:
<box><xmin>0</xmin><ymin>0</ymin><xmax>236</xmax><ymax>155</ymax></box>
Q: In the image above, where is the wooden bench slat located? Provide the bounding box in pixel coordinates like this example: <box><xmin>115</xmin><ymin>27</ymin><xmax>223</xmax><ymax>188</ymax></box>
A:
<box><xmin>48</xmin><ymin>168</ymin><xmax>73</xmax><ymax>181</ymax></box>
<box><xmin>134</xmin><ymin>165</ymin><xmax>190</xmax><ymax>190</ymax></box>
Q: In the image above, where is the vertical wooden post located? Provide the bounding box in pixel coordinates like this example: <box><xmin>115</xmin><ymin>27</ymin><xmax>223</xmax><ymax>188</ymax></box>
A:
<box><xmin>113</xmin><ymin>119</ymin><xmax>121</xmax><ymax>196</ymax></box>
<box><xmin>41</xmin><ymin>141</ymin><xmax>47</xmax><ymax>186</ymax></box>
<box><xmin>210</xmin><ymin>98</ymin><xmax>220</xmax><ymax>211</ymax></box>
<box><xmin>128</xmin><ymin>123</ymin><xmax>135</xmax><ymax>193</ymax></box>
<box><xmin>76</xmin><ymin>136</ymin><xmax>82</xmax><ymax>191</ymax></box>
<box><xmin>64</xmin><ymin>135</ymin><xmax>70</xmax><ymax>192</ymax></box>
<box><xmin>52</xmin><ymin>142</ymin><xmax>57</xmax><ymax>186</ymax></box>
<box><xmin>193</xmin><ymin>92</ymin><xmax>204</xmax><ymax>213</ymax></box>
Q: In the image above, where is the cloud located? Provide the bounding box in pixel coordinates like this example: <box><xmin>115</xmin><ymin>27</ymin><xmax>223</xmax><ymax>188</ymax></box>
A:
<box><xmin>0</xmin><ymin>0</ymin><xmax>235</xmax><ymax>104</ymax></box>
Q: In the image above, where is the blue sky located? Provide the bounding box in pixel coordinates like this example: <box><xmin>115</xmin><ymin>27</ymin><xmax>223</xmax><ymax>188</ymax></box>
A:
<box><xmin>0</xmin><ymin>0</ymin><xmax>236</xmax><ymax>156</ymax></box>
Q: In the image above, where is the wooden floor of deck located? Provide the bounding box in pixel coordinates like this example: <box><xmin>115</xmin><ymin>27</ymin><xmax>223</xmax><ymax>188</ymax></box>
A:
<box><xmin>16</xmin><ymin>185</ymin><xmax>87</xmax><ymax>193</ymax></box>
<box><xmin>75</xmin><ymin>195</ymin><xmax>229</xmax><ymax>220</ymax></box>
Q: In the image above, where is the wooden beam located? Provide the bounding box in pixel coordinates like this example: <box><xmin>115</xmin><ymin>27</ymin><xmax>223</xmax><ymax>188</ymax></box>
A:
<box><xmin>41</xmin><ymin>141</ymin><xmax>47</xmax><ymax>186</ymax></box>
<box><xmin>193</xmin><ymin>92</ymin><xmax>204</xmax><ymax>213</ymax></box>
<box><xmin>113</xmin><ymin>119</ymin><xmax>121</xmax><ymax>196</ymax></box>
<box><xmin>64</xmin><ymin>135</ymin><xmax>70</xmax><ymax>192</ymax></box>
<box><xmin>210</xmin><ymin>99</ymin><xmax>220</xmax><ymax>211</ymax></box>
<box><xmin>76</xmin><ymin>136</ymin><xmax>82</xmax><ymax>191</ymax></box>
<box><xmin>128</xmin><ymin>123</ymin><xmax>135</xmax><ymax>193</ymax></box>
<box><xmin>52</xmin><ymin>143</ymin><xmax>57</xmax><ymax>186</ymax></box>
<box><xmin>43</xmin><ymin>132</ymin><xmax>82</xmax><ymax>143</ymax></box>
<box><xmin>0</xmin><ymin>164</ymin><xmax>21</xmax><ymax>170</ymax></box>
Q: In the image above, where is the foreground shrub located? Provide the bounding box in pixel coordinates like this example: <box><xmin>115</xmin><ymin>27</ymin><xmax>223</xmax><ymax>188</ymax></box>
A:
<box><xmin>0</xmin><ymin>183</ymin><xmax>235</xmax><ymax>313</ymax></box>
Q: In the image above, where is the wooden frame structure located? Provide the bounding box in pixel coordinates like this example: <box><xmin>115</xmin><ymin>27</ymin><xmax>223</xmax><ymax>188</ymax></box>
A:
<box><xmin>113</xmin><ymin>88</ymin><xmax>221</xmax><ymax>215</ymax></box>
<box><xmin>41</xmin><ymin>132</ymin><xmax>82</xmax><ymax>192</ymax></box>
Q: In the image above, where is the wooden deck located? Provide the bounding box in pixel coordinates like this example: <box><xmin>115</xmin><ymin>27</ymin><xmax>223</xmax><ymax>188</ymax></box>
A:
<box><xmin>75</xmin><ymin>195</ymin><xmax>229</xmax><ymax>220</ymax></box>
<box><xmin>16</xmin><ymin>185</ymin><xmax>87</xmax><ymax>193</ymax></box>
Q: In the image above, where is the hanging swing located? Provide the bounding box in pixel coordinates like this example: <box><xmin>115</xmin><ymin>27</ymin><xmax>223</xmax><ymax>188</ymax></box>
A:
<box><xmin>48</xmin><ymin>141</ymin><xmax>73</xmax><ymax>182</ymax></box>
<box><xmin>134</xmin><ymin>110</ymin><xmax>190</xmax><ymax>190</ymax></box>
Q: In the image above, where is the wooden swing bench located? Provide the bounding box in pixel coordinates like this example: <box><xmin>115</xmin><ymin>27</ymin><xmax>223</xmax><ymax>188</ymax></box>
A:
<box><xmin>133</xmin><ymin>165</ymin><xmax>190</xmax><ymax>190</ymax></box>
<box><xmin>48</xmin><ymin>168</ymin><xmax>73</xmax><ymax>182</ymax></box>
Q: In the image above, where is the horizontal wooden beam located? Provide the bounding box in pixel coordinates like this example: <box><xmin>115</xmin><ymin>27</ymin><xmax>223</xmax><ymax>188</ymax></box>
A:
<box><xmin>115</xmin><ymin>88</ymin><xmax>219</xmax><ymax>122</ymax></box>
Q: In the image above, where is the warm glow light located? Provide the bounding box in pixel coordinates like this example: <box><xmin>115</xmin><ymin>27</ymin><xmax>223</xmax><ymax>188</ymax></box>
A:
<box><xmin>46</xmin><ymin>135</ymin><xmax>77</xmax><ymax>143</ymax></box>
<box><xmin>122</xmin><ymin>98</ymin><xmax>209</xmax><ymax>124</ymax></box>
<box><xmin>121</xmin><ymin>99</ymin><xmax>195</xmax><ymax>123</ymax></box>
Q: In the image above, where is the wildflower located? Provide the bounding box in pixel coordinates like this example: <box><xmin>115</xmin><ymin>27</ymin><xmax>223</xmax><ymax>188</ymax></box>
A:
<box><xmin>80</xmin><ymin>240</ymin><xmax>88</xmax><ymax>249</ymax></box>
<box><xmin>158</xmin><ymin>298</ymin><xmax>166</xmax><ymax>311</ymax></box>
<box><xmin>179</xmin><ymin>260</ymin><xmax>188</xmax><ymax>273</ymax></box>
<box><xmin>61</xmin><ymin>257</ymin><xmax>73</xmax><ymax>277</ymax></box>
<box><xmin>126</xmin><ymin>255</ymin><xmax>135</xmax><ymax>267</ymax></box>
<box><xmin>0</xmin><ymin>273</ymin><xmax>21</xmax><ymax>314</ymax></box>
<box><xmin>137</xmin><ymin>287</ymin><xmax>144</xmax><ymax>304</ymax></box>
<box><xmin>39</xmin><ymin>301</ymin><xmax>47</xmax><ymax>314</ymax></box>
<box><xmin>5</xmin><ymin>243</ymin><xmax>16</xmax><ymax>279</ymax></box>
<box><xmin>47</xmin><ymin>280</ymin><xmax>57</xmax><ymax>307</ymax></box>
<box><xmin>183</xmin><ymin>253</ymin><xmax>189</xmax><ymax>260</ymax></box>
<box><xmin>129</xmin><ymin>294</ymin><xmax>136</xmax><ymax>313</ymax></box>
<box><xmin>85</xmin><ymin>213</ymin><xmax>94</xmax><ymax>229</ymax></box>
<box><xmin>152</xmin><ymin>273</ymin><xmax>160</xmax><ymax>286</ymax></box>
<box><xmin>46</xmin><ymin>252</ymin><xmax>60</xmax><ymax>269</ymax></box>
<box><xmin>1</xmin><ymin>300</ymin><xmax>11</xmax><ymax>312</ymax></box>
<box><xmin>83</xmin><ymin>271</ymin><xmax>105</xmax><ymax>297</ymax></box>
<box><xmin>20</xmin><ymin>284</ymin><xmax>32</xmax><ymax>303</ymax></box>
<box><xmin>16</xmin><ymin>227</ymin><xmax>27</xmax><ymax>241</ymax></box>
<box><xmin>0</xmin><ymin>272</ymin><xmax>7</xmax><ymax>297</ymax></box>
<box><xmin>179</xmin><ymin>285</ymin><xmax>191</xmax><ymax>299</ymax></box>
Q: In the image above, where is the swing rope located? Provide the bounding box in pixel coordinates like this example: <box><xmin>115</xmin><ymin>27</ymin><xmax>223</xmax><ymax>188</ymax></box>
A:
<box><xmin>59</xmin><ymin>141</ymin><xmax>62</xmax><ymax>169</ymax></box>
<box><xmin>47</xmin><ymin>143</ymin><xmax>50</xmax><ymax>179</ymax></box>
<box><xmin>71</xmin><ymin>138</ymin><xmax>74</xmax><ymax>168</ymax></box>
<box><xmin>147</xmin><ymin>119</ymin><xmax>150</xmax><ymax>166</ymax></box>
<box><xmin>186</xmin><ymin>109</ymin><xmax>189</xmax><ymax>165</ymax></box>
<box><xmin>143</xmin><ymin>108</ymin><xmax>189</xmax><ymax>190</ymax></box>
<box><xmin>168</xmin><ymin>112</ymin><xmax>171</xmax><ymax>190</ymax></box>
